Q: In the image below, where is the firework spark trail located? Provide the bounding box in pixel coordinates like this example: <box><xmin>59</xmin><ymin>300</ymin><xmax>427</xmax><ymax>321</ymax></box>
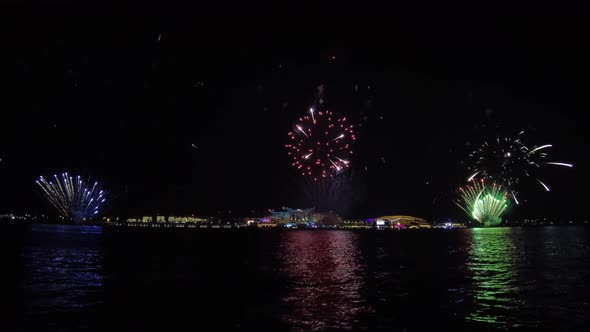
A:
<box><xmin>36</xmin><ymin>173</ymin><xmax>106</xmax><ymax>221</ymax></box>
<box><xmin>528</xmin><ymin>144</ymin><xmax>552</xmax><ymax>154</ymax></box>
<box><xmin>537</xmin><ymin>179</ymin><xmax>550</xmax><ymax>192</ymax></box>
<box><xmin>545</xmin><ymin>162</ymin><xmax>574</xmax><ymax>167</ymax></box>
<box><xmin>467</xmin><ymin>171</ymin><xmax>480</xmax><ymax>182</ymax></box>
<box><xmin>512</xmin><ymin>191</ymin><xmax>520</xmax><ymax>205</ymax></box>
<box><xmin>296</xmin><ymin>125</ymin><xmax>309</xmax><ymax>137</ymax></box>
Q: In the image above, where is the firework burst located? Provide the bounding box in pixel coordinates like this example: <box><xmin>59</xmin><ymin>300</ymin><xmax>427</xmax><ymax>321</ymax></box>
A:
<box><xmin>467</xmin><ymin>131</ymin><xmax>573</xmax><ymax>202</ymax></box>
<box><xmin>286</xmin><ymin>107</ymin><xmax>355</xmax><ymax>180</ymax></box>
<box><xmin>457</xmin><ymin>179</ymin><xmax>509</xmax><ymax>227</ymax></box>
<box><xmin>36</xmin><ymin>172</ymin><xmax>106</xmax><ymax>222</ymax></box>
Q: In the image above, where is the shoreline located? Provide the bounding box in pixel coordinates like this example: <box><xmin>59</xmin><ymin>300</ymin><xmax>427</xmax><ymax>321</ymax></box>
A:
<box><xmin>1</xmin><ymin>221</ymin><xmax>588</xmax><ymax>230</ymax></box>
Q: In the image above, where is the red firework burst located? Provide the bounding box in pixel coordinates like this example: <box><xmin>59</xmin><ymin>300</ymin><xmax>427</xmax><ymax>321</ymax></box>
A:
<box><xmin>285</xmin><ymin>108</ymin><xmax>355</xmax><ymax>180</ymax></box>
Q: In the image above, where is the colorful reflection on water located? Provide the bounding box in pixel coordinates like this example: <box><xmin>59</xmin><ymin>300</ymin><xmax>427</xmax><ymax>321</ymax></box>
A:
<box><xmin>278</xmin><ymin>231</ymin><xmax>371</xmax><ymax>331</ymax></box>
<box><xmin>1</xmin><ymin>224</ymin><xmax>587</xmax><ymax>331</ymax></box>
<box><xmin>460</xmin><ymin>226</ymin><xmax>590</xmax><ymax>330</ymax></box>
<box><xmin>465</xmin><ymin>227</ymin><xmax>524</xmax><ymax>325</ymax></box>
<box><xmin>23</xmin><ymin>225</ymin><xmax>104</xmax><ymax>315</ymax></box>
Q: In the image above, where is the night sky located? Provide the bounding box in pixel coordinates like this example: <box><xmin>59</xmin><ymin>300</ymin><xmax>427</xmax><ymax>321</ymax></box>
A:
<box><xmin>1</xmin><ymin>4</ymin><xmax>588</xmax><ymax>220</ymax></box>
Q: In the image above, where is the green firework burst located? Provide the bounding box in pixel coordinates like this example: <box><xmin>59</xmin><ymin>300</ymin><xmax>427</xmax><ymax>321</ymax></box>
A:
<box><xmin>457</xmin><ymin>179</ymin><xmax>509</xmax><ymax>227</ymax></box>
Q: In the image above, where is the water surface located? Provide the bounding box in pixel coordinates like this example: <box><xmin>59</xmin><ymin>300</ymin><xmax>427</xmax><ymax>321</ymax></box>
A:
<box><xmin>1</xmin><ymin>225</ymin><xmax>588</xmax><ymax>331</ymax></box>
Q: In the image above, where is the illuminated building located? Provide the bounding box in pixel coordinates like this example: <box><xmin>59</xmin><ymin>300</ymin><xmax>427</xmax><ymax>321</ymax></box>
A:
<box><xmin>257</xmin><ymin>222</ymin><xmax>278</xmax><ymax>228</ymax></box>
<box><xmin>371</xmin><ymin>215</ymin><xmax>431</xmax><ymax>229</ymax></box>
<box><xmin>131</xmin><ymin>216</ymin><xmax>208</xmax><ymax>223</ymax></box>
<box><xmin>244</xmin><ymin>217</ymin><xmax>267</xmax><ymax>226</ymax></box>
<box><xmin>168</xmin><ymin>216</ymin><xmax>208</xmax><ymax>223</ymax></box>
<box><xmin>269</xmin><ymin>207</ymin><xmax>315</xmax><ymax>224</ymax></box>
<box><xmin>340</xmin><ymin>219</ymin><xmax>371</xmax><ymax>229</ymax></box>
<box><xmin>432</xmin><ymin>222</ymin><xmax>467</xmax><ymax>229</ymax></box>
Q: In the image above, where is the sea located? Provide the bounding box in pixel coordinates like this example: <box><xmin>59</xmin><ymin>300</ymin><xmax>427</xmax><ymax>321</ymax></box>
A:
<box><xmin>0</xmin><ymin>224</ymin><xmax>588</xmax><ymax>331</ymax></box>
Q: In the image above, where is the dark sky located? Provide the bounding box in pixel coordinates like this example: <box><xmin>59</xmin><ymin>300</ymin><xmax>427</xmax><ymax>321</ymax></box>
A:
<box><xmin>1</xmin><ymin>3</ymin><xmax>588</xmax><ymax>220</ymax></box>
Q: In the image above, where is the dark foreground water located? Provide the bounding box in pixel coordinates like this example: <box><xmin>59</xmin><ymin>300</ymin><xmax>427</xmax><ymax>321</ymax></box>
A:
<box><xmin>0</xmin><ymin>225</ymin><xmax>589</xmax><ymax>331</ymax></box>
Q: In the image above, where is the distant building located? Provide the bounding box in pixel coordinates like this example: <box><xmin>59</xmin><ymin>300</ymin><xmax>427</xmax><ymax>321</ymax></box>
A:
<box><xmin>432</xmin><ymin>221</ymin><xmax>467</xmax><ymax>229</ymax></box>
<box><xmin>257</xmin><ymin>223</ymin><xmax>278</xmax><ymax>228</ymax></box>
<box><xmin>132</xmin><ymin>216</ymin><xmax>207</xmax><ymax>223</ymax></box>
<box><xmin>340</xmin><ymin>219</ymin><xmax>371</xmax><ymax>229</ymax></box>
<box><xmin>244</xmin><ymin>217</ymin><xmax>265</xmax><ymax>226</ymax></box>
<box><xmin>269</xmin><ymin>207</ymin><xmax>315</xmax><ymax>224</ymax></box>
<box><xmin>371</xmin><ymin>215</ymin><xmax>431</xmax><ymax>229</ymax></box>
<box><xmin>168</xmin><ymin>216</ymin><xmax>208</xmax><ymax>223</ymax></box>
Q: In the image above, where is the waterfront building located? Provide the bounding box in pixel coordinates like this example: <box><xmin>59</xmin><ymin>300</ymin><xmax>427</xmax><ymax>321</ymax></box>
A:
<box><xmin>269</xmin><ymin>207</ymin><xmax>315</xmax><ymax>224</ymax></box>
<box><xmin>340</xmin><ymin>219</ymin><xmax>371</xmax><ymax>229</ymax></box>
<box><xmin>130</xmin><ymin>216</ymin><xmax>208</xmax><ymax>223</ymax></box>
<box><xmin>432</xmin><ymin>221</ymin><xmax>467</xmax><ymax>229</ymax></box>
<box><xmin>371</xmin><ymin>215</ymin><xmax>431</xmax><ymax>229</ymax></box>
<box><xmin>257</xmin><ymin>222</ymin><xmax>278</xmax><ymax>228</ymax></box>
<box><xmin>168</xmin><ymin>216</ymin><xmax>208</xmax><ymax>223</ymax></box>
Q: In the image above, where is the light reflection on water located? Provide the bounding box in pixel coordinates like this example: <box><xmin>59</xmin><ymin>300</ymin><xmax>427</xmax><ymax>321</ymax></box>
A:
<box><xmin>278</xmin><ymin>231</ymin><xmax>370</xmax><ymax>331</ymax></box>
<box><xmin>460</xmin><ymin>227</ymin><xmax>590</xmax><ymax>330</ymax></box>
<box><xmin>465</xmin><ymin>228</ymin><xmax>524</xmax><ymax>325</ymax></box>
<box><xmin>4</xmin><ymin>224</ymin><xmax>588</xmax><ymax>331</ymax></box>
<box><xmin>24</xmin><ymin>225</ymin><xmax>104</xmax><ymax>315</ymax></box>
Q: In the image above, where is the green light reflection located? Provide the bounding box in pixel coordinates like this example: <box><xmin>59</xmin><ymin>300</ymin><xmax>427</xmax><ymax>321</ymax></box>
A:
<box><xmin>465</xmin><ymin>227</ymin><xmax>524</xmax><ymax>325</ymax></box>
